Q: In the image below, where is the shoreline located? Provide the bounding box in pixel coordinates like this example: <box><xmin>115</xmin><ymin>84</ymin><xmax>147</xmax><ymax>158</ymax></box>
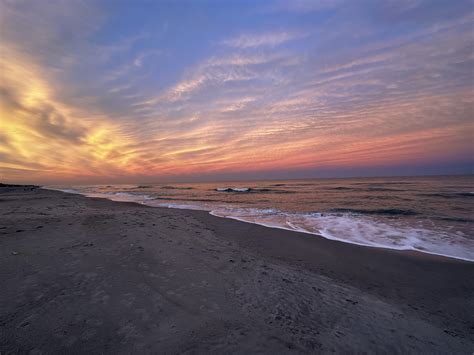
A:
<box><xmin>1</xmin><ymin>187</ymin><xmax>473</xmax><ymax>353</ymax></box>
<box><xmin>49</xmin><ymin>187</ymin><xmax>474</xmax><ymax>263</ymax></box>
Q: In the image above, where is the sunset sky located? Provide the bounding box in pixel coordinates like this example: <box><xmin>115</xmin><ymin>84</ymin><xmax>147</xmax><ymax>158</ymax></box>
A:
<box><xmin>1</xmin><ymin>0</ymin><xmax>473</xmax><ymax>184</ymax></box>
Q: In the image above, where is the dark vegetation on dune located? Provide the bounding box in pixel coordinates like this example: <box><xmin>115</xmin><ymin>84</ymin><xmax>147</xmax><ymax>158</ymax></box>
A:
<box><xmin>0</xmin><ymin>183</ymin><xmax>39</xmax><ymax>190</ymax></box>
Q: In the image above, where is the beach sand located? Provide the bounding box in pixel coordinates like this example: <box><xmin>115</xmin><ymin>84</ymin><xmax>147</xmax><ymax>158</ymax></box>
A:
<box><xmin>1</xmin><ymin>187</ymin><xmax>473</xmax><ymax>353</ymax></box>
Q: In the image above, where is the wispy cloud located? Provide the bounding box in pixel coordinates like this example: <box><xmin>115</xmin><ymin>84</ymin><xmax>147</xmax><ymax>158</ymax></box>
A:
<box><xmin>1</xmin><ymin>0</ymin><xmax>472</xmax><ymax>183</ymax></box>
<box><xmin>220</xmin><ymin>31</ymin><xmax>306</xmax><ymax>48</ymax></box>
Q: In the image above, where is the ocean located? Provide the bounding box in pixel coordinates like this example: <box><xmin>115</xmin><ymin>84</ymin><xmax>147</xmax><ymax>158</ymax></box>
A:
<box><xmin>48</xmin><ymin>175</ymin><xmax>474</xmax><ymax>262</ymax></box>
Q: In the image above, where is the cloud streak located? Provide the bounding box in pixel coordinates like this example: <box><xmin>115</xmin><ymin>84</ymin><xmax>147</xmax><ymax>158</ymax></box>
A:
<box><xmin>220</xmin><ymin>31</ymin><xmax>306</xmax><ymax>48</ymax></box>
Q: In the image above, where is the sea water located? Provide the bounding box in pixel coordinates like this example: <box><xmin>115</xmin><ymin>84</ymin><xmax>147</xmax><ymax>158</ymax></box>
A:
<box><xmin>48</xmin><ymin>175</ymin><xmax>474</xmax><ymax>261</ymax></box>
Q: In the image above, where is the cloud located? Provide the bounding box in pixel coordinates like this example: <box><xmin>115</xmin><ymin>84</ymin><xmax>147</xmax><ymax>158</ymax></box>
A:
<box><xmin>220</xmin><ymin>31</ymin><xmax>306</xmax><ymax>48</ymax></box>
<box><xmin>109</xmin><ymin>10</ymin><xmax>473</xmax><ymax>180</ymax></box>
<box><xmin>1</xmin><ymin>0</ymin><xmax>472</xmax><ymax>183</ymax></box>
<box><xmin>0</xmin><ymin>41</ymin><xmax>138</xmax><ymax>181</ymax></box>
<box><xmin>207</xmin><ymin>52</ymin><xmax>286</xmax><ymax>66</ymax></box>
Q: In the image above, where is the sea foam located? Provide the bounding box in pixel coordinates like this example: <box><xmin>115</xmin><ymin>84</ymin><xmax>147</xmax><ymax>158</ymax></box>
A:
<box><xmin>210</xmin><ymin>208</ymin><xmax>474</xmax><ymax>262</ymax></box>
<box><xmin>47</xmin><ymin>179</ymin><xmax>474</xmax><ymax>263</ymax></box>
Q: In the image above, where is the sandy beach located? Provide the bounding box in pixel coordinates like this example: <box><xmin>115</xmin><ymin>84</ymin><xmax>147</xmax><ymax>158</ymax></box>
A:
<box><xmin>1</xmin><ymin>186</ymin><xmax>473</xmax><ymax>354</ymax></box>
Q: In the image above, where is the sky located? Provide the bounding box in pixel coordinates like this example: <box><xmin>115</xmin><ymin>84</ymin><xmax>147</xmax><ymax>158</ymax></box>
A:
<box><xmin>0</xmin><ymin>0</ymin><xmax>473</xmax><ymax>184</ymax></box>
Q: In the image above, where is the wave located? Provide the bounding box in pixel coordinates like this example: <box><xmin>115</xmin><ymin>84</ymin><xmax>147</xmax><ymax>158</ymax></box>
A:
<box><xmin>365</xmin><ymin>187</ymin><xmax>404</xmax><ymax>192</ymax></box>
<box><xmin>348</xmin><ymin>181</ymin><xmax>416</xmax><ymax>186</ymax></box>
<box><xmin>329</xmin><ymin>208</ymin><xmax>418</xmax><ymax>216</ymax></box>
<box><xmin>420</xmin><ymin>192</ymin><xmax>473</xmax><ymax>199</ymax></box>
<box><xmin>267</xmin><ymin>183</ymin><xmax>307</xmax><ymax>189</ymax></box>
<box><xmin>216</xmin><ymin>187</ymin><xmax>251</xmax><ymax>192</ymax></box>
<box><xmin>328</xmin><ymin>186</ymin><xmax>405</xmax><ymax>192</ymax></box>
<box><xmin>437</xmin><ymin>216</ymin><xmax>473</xmax><ymax>223</ymax></box>
<box><xmin>152</xmin><ymin>196</ymin><xmax>249</xmax><ymax>203</ymax></box>
<box><xmin>161</xmin><ymin>186</ymin><xmax>194</xmax><ymax>190</ymax></box>
<box><xmin>284</xmin><ymin>183</ymin><xmax>317</xmax><ymax>187</ymax></box>
<box><xmin>210</xmin><ymin>208</ymin><xmax>473</xmax><ymax>262</ymax></box>
<box><xmin>51</xmin><ymin>187</ymin><xmax>474</xmax><ymax>262</ymax></box>
<box><xmin>100</xmin><ymin>191</ymin><xmax>155</xmax><ymax>201</ymax></box>
<box><xmin>215</xmin><ymin>187</ymin><xmax>295</xmax><ymax>194</ymax></box>
<box><xmin>156</xmin><ymin>203</ymin><xmax>208</xmax><ymax>211</ymax></box>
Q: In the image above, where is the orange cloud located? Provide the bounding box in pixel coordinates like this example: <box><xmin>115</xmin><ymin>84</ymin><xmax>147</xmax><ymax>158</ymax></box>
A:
<box><xmin>0</xmin><ymin>45</ymin><xmax>138</xmax><ymax>182</ymax></box>
<box><xmin>1</xmin><ymin>1</ymin><xmax>472</xmax><ymax>184</ymax></box>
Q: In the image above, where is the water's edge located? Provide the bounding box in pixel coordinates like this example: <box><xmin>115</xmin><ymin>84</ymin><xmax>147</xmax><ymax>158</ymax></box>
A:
<box><xmin>44</xmin><ymin>187</ymin><xmax>473</xmax><ymax>263</ymax></box>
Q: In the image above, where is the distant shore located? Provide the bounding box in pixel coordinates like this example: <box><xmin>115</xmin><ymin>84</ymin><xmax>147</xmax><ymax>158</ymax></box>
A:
<box><xmin>1</xmin><ymin>186</ymin><xmax>473</xmax><ymax>353</ymax></box>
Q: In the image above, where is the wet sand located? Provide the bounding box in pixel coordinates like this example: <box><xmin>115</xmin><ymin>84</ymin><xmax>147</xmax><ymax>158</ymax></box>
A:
<box><xmin>1</xmin><ymin>187</ymin><xmax>473</xmax><ymax>353</ymax></box>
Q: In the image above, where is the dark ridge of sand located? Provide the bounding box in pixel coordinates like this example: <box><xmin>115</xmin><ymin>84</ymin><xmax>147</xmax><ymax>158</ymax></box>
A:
<box><xmin>0</xmin><ymin>187</ymin><xmax>473</xmax><ymax>354</ymax></box>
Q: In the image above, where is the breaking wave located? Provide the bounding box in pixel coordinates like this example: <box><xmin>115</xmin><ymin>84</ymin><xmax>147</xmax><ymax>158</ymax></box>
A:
<box><xmin>47</xmin><ymin>183</ymin><xmax>474</xmax><ymax>262</ymax></box>
<box><xmin>329</xmin><ymin>208</ymin><xmax>419</xmax><ymax>216</ymax></box>
<box><xmin>209</xmin><ymin>208</ymin><xmax>474</xmax><ymax>262</ymax></box>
